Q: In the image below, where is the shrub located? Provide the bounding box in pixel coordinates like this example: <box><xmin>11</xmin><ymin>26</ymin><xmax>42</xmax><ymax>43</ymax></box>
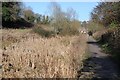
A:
<box><xmin>33</xmin><ymin>26</ymin><xmax>55</xmax><ymax>38</ymax></box>
<box><xmin>101</xmin><ymin>43</ymin><xmax>112</xmax><ymax>53</ymax></box>
<box><xmin>51</xmin><ymin>20</ymin><xmax>80</xmax><ymax>36</ymax></box>
<box><xmin>34</xmin><ymin>20</ymin><xmax>80</xmax><ymax>37</ymax></box>
<box><xmin>95</xmin><ymin>27</ymin><xmax>120</xmax><ymax>64</ymax></box>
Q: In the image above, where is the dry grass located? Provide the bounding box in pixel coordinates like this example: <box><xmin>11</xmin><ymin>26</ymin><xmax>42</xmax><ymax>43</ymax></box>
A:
<box><xmin>1</xmin><ymin>29</ymin><xmax>34</xmax><ymax>49</ymax></box>
<box><xmin>1</xmin><ymin>29</ymin><xmax>87</xmax><ymax>78</ymax></box>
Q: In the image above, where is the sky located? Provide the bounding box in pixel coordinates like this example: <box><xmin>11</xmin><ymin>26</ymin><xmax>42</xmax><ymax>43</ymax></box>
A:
<box><xmin>24</xmin><ymin>2</ymin><xmax>98</xmax><ymax>21</ymax></box>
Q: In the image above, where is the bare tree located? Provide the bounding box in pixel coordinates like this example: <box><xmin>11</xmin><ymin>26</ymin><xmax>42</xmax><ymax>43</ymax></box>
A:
<box><xmin>49</xmin><ymin>2</ymin><xmax>80</xmax><ymax>35</ymax></box>
<box><xmin>66</xmin><ymin>8</ymin><xmax>77</xmax><ymax>21</ymax></box>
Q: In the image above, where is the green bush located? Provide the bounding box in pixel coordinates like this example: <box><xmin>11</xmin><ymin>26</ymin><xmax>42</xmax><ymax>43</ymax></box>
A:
<box><xmin>52</xmin><ymin>20</ymin><xmax>80</xmax><ymax>36</ymax></box>
<box><xmin>97</xmin><ymin>27</ymin><xmax>120</xmax><ymax>64</ymax></box>
<box><xmin>101</xmin><ymin>43</ymin><xmax>112</xmax><ymax>53</ymax></box>
<box><xmin>33</xmin><ymin>26</ymin><xmax>55</xmax><ymax>38</ymax></box>
<box><xmin>33</xmin><ymin>23</ymin><xmax>79</xmax><ymax>38</ymax></box>
<box><xmin>109</xmin><ymin>27</ymin><xmax>120</xmax><ymax>54</ymax></box>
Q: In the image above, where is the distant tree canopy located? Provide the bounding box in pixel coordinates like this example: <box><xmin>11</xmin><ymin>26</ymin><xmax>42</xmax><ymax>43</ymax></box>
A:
<box><xmin>22</xmin><ymin>8</ymin><xmax>35</xmax><ymax>23</ymax></box>
<box><xmin>2</xmin><ymin>2</ymin><xmax>51</xmax><ymax>28</ymax></box>
<box><xmin>91</xmin><ymin>2</ymin><xmax>120</xmax><ymax>27</ymax></box>
<box><xmin>81</xmin><ymin>21</ymin><xmax>87</xmax><ymax>27</ymax></box>
<box><xmin>2</xmin><ymin>2</ymin><xmax>32</xmax><ymax>28</ymax></box>
<box><xmin>2</xmin><ymin>2</ymin><xmax>22</xmax><ymax>22</ymax></box>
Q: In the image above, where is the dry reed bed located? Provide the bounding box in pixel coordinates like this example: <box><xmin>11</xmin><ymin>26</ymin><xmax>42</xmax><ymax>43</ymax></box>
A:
<box><xmin>1</xmin><ymin>29</ymin><xmax>37</xmax><ymax>49</ymax></box>
<box><xmin>2</xmin><ymin>29</ymin><xmax>87</xmax><ymax>78</ymax></box>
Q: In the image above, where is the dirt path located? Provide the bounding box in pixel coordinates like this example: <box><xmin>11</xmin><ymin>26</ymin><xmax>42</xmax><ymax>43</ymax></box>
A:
<box><xmin>79</xmin><ymin>36</ymin><xmax>120</xmax><ymax>79</ymax></box>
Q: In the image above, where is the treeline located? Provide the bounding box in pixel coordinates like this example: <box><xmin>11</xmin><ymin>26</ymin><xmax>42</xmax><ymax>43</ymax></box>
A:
<box><xmin>91</xmin><ymin>2</ymin><xmax>120</xmax><ymax>64</ymax></box>
<box><xmin>2</xmin><ymin>2</ymin><xmax>51</xmax><ymax>28</ymax></box>
<box><xmin>2</xmin><ymin>2</ymin><xmax>80</xmax><ymax>36</ymax></box>
<box><xmin>33</xmin><ymin>2</ymin><xmax>80</xmax><ymax>37</ymax></box>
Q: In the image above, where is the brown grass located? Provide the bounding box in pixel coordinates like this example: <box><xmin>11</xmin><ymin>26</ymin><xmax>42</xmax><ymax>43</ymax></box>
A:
<box><xmin>1</xmin><ymin>29</ymin><xmax>34</xmax><ymax>49</ymax></box>
<box><xmin>2</xmin><ymin>29</ymin><xmax>87</xmax><ymax>78</ymax></box>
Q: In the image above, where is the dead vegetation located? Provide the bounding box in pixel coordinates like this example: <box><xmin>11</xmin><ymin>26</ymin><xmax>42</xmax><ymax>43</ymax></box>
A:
<box><xmin>1</xmin><ymin>29</ymin><xmax>33</xmax><ymax>49</ymax></box>
<box><xmin>1</xmin><ymin>29</ymin><xmax>87</xmax><ymax>78</ymax></box>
